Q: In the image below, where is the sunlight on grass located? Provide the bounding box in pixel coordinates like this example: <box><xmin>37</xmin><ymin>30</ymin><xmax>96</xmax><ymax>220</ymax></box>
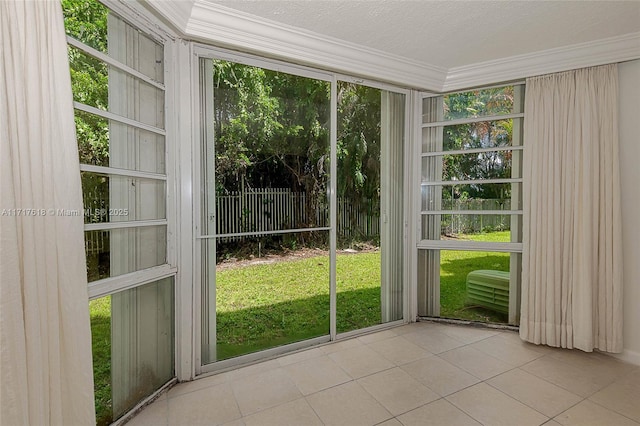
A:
<box><xmin>215</xmin><ymin>252</ymin><xmax>384</xmax><ymax>358</ymax></box>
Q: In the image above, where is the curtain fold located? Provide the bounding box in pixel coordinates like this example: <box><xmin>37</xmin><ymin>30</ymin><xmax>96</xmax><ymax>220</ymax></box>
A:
<box><xmin>0</xmin><ymin>1</ymin><xmax>96</xmax><ymax>424</ymax></box>
<box><xmin>520</xmin><ymin>64</ymin><xmax>623</xmax><ymax>352</ymax></box>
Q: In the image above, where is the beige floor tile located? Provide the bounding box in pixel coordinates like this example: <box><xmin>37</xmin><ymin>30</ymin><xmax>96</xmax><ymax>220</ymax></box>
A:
<box><xmin>168</xmin><ymin>383</ymin><xmax>241</xmax><ymax>426</ymax></box>
<box><xmin>554</xmin><ymin>399</ymin><xmax>639</xmax><ymax>426</ymax></box>
<box><xmin>124</xmin><ymin>325</ymin><xmax>640</xmax><ymax>426</ymax></box>
<box><xmin>436</xmin><ymin>325</ymin><xmax>501</xmax><ymax>344</ymax></box>
<box><xmin>283</xmin><ymin>355</ymin><xmax>351</xmax><ymax>395</ymax></box>
<box><xmin>168</xmin><ymin>372</ymin><xmax>230</xmax><ymax>399</ymax></box>
<box><xmin>487</xmin><ymin>368</ymin><xmax>583</xmax><ymax>417</ymax></box>
<box><xmin>393</xmin><ymin>322</ymin><xmax>432</xmax><ymax>335</ymax></box>
<box><xmin>521</xmin><ymin>355</ymin><xmax>617</xmax><ymax>397</ymax></box>
<box><xmin>357</xmin><ymin>367</ymin><xmax>439</xmax><ymax>416</ymax></box>
<box><xmin>231</xmin><ymin>368</ymin><xmax>302</xmax><ymax>416</ymax></box>
<box><xmin>328</xmin><ymin>344</ymin><xmax>394</xmax><ymax>379</ymax></box>
<box><xmin>306</xmin><ymin>381</ymin><xmax>392</xmax><ymax>425</ymax></box>
<box><xmin>277</xmin><ymin>347</ymin><xmax>324</xmax><ymax>367</ymax></box>
<box><xmin>471</xmin><ymin>334</ymin><xmax>547</xmax><ymax>366</ymax></box>
<box><xmin>320</xmin><ymin>337</ymin><xmax>364</xmax><ymax>354</ymax></box>
<box><xmin>439</xmin><ymin>345</ymin><xmax>514</xmax><ymax>380</ymax></box>
<box><xmin>367</xmin><ymin>336</ymin><xmax>431</xmax><ymax>366</ymax></box>
<box><xmin>226</xmin><ymin>358</ymin><xmax>281</xmax><ymax>381</ymax></box>
<box><xmin>357</xmin><ymin>329</ymin><xmax>398</xmax><ymax>344</ymax></box>
<box><xmin>377</xmin><ymin>418</ymin><xmax>404</xmax><ymax>426</ymax></box>
<box><xmin>397</xmin><ymin>399</ymin><xmax>481</xmax><ymax>426</ymax></box>
<box><xmin>403</xmin><ymin>328</ymin><xmax>466</xmax><ymax>354</ymax></box>
<box><xmin>497</xmin><ymin>331</ymin><xmax>554</xmax><ymax>353</ymax></box>
<box><xmin>446</xmin><ymin>383</ymin><xmax>549</xmax><ymax>426</ymax></box>
<box><xmin>589</xmin><ymin>368</ymin><xmax>640</xmax><ymax>422</ymax></box>
<box><xmin>243</xmin><ymin>398</ymin><xmax>322</xmax><ymax>426</ymax></box>
<box><xmin>547</xmin><ymin>348</ymin><xmax>635</xmax><ymax>382</ymax></box>
<box><xmin>400</xmin><ymin>356</ymin><xmax>480</xmax><ymax>397</ymax></box>
<box><xmin>126</xmin><ymin>395</ymin><xmax>168</xmax><ymax>426</ymax></box>
<box><xmin>221</xmin><ymin>420</ymin><xmax>246</xmax><ymax>426</ymax></box>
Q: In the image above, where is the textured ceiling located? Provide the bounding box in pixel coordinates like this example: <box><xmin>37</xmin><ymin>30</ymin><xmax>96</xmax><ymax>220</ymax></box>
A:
<box><xmin>208</xmin><ymin>0</ymin><xmax>640</xmax><ymax>69</ymax></box>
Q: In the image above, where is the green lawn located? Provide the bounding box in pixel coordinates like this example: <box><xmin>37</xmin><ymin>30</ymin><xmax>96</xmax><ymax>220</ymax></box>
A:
<box><xmin>88</xmin><ymin>297</ymin><xmax>112</xmax><ymax>426</ymax></box>
<box><xmin>89</xmin><ymin>231</ymin><xmax>511</xmax><ymax>422</ymax></box>
<box><xmin>215</xmin><ymin>252</ymin><xmax>383</xmax><ymax>359</ymax></box>
<box><xmin>440</xmin><ymin>231</ymin><xmax>511</xmax><ymax>323</ymax></box>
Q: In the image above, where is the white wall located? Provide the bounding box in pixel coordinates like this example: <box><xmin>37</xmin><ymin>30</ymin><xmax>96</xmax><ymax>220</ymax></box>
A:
<box><xmin>618</xmin><ymin>59</ymin><xmax>640</xmax><ymax>365</ymax></box>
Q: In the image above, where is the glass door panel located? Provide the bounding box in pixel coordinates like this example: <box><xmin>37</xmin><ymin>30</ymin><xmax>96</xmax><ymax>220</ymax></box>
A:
<box><xmin>336</xmin><ymin>82</ymin><xmax>405</xmax><ymax>333</ymax></box>
<box><xmin>200</xmin><ymin>59</ymin><xmax>331</xmax><ymax>364</ymax></box>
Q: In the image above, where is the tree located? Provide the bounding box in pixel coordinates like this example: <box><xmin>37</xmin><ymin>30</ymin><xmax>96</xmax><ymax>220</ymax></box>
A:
<box><xmin>442</xmin><ymin>87</ymin><xmax>515</xmax><ymax>201</ymax></box>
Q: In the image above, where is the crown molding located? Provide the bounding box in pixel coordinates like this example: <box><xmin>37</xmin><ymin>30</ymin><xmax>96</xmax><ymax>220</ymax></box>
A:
<box><xmin>443</xmin><ymin>32</ymin><xmax>640</xmax><ymax>92</ymax></box>
<box><xmin>142</xmin><ymin>1</ymin><xmax>639</xmax><ymax>92</ymax></box>
<box><xmin>183</xmin><ymin>1</ymin><xmax>447</xmax><ymax>90</ymax></box>
<box><xmin>144</xmin><ymin>0</ymin><xmax>194</xmax><ymax>33</ymax></box>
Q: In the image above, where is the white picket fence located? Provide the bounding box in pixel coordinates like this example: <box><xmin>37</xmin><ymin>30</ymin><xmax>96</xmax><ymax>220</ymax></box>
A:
<box><xmin>215</xmin><ymin>188</ymin><xmax>380</xmax><ymax>240</ymax></box>
<box><xmin>215</xmin><ymin>189</ymin><xmax>510</xmax><ymax>240</ymax></box>
<box><xmin>84</xmin><ymin>188</ymin><xmax>512</xmax><ymax>253</ymax></box>
<box><xmin>441</xmin><ymin>199</ymin><xmax>512</xmax><ymax>235</ymax></box>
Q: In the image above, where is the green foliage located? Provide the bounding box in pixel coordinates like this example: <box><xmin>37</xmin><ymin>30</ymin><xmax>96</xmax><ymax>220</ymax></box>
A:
<box><xmin>62</xmin><ymin>0</ymin><xmax>108</xmax><ymax>52</ymax></box>
<box><xmin>442</xmin><ymin>87</ymin><xmax>516</xmax><ymax>201</ymax></box>
<box><xmin>337</xmin><ymin>82</ymin><xmax>381</xmax><ymax>200</ymax></box>
<box><xmin>63</xmin><ymin>0</ymin><xmax>110</xmax><ymax>242</ymax></box>
<box><xmin>212</xmin><ymin>61</ymin><xmax>330</xmax><ymax>196</ymax></box>
<box><xmin>62</xmin><ymin>0</ymin><xmax>110</xmax><ymax>167</ymax></box>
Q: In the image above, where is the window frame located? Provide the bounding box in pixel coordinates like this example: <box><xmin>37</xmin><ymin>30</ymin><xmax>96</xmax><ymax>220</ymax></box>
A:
<box><xmin>66</xmin><ymin>0</ymin><xmax>178</xmax><ymax>298</ymax></box>
<box><xmin>416</xmin><ymin>84</ymin><xmax>525</xmax><ymax>324</ymax></box>
<box><xmin>191</xmin><ymin>43</ymin><xmax>414</xmax><ymax>375</ymax></box>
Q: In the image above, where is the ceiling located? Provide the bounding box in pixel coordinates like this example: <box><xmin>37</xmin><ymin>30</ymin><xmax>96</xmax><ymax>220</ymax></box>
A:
<box><xmin>145</xmin><ymin>0</ymin><xmax>640</xmax><ymax>90</ymax></box>
<box><xmin>209</xmin><ymin>0</ymin><xmax>640</xmax><ymax>69</ymax></box>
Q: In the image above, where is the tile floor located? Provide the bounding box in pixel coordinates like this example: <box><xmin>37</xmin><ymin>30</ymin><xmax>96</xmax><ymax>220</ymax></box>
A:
<box><xmin>127</xmin><ymin>322</ymin><xmax>640</xmax><ymax>426</ymax></box>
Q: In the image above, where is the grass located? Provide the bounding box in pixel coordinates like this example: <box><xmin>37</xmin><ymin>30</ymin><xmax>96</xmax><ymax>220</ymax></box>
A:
<box><xmin>215</xmin><ymin>255</ymin><xmax>330</xmax><ymax>359</ymax></box>
<box><xmin>439</xmin><ymin>231</ymin><xmax>511</xmax><ymax>323</ymax></box>
<box><xmin>215</xmin><ymin>252</ymin><xmax>383</xmax><ymax>359</ymax></box>
<box><xmin>89</xmin><ymin>231</ymin><xmax>511</xmax><ymax>422</ymax></box>
<box><xmin>89</xmin><ymin>297</ymin><xmax>112</xmax><ymax>426</ymax></box>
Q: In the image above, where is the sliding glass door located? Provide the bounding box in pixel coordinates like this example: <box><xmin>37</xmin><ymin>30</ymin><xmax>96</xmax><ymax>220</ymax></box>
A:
<box><xmin>336</xmin><ymin>82</ymin><xmax>406</xmax><ymax>333</ymax></box>
<box><xmin>199</xmin><ymin>58</ymin><xmax>332</xmax><ymax>364</ymax></box>
<box><xmin>198</xmin><ymin>54</ymin><xmax>408</xmax><ymax>369</ymax></box>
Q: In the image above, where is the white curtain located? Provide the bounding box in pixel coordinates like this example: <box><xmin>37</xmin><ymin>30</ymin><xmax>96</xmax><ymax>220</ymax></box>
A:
<box><xmin>520</xmin><ymin>64</ymin><xmax>623</xmax><ymax>353</ymax></box>
<box><xmin>0</xmin><ymin>1</ymin><xmax>96</xmax><ymax>424</ymax></box>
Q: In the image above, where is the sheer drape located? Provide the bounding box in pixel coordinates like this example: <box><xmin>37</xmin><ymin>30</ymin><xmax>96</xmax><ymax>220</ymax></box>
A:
<box><xmin>0</xmin><ymin>1</ymin><xmax>96</xmax><ymax>424</ymax></box>
<box><xmin>520</xmin><ymin>64</ymin><xmax>623</xmax><ymax>352</ymax></box>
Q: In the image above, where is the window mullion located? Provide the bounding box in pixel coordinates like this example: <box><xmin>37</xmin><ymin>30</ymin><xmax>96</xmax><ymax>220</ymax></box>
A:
<box><xmin>74</xmin><ymin>102</ymin><xmax>166</xmax><ymax>136</ymax></box>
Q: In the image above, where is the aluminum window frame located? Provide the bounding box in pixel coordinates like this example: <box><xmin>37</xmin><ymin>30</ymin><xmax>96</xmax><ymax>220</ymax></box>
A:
<box><xmin>192</xmin><ymin>44</ymin><xmax>413</xmax><ymax>375</ymax></box>
<box><xmin>417</xmin><ymin>83</ymin><xmax>525</xmax><ymax>325</ymax></box>
<box><xmin>67</xmin><ymin>1</ymin><xmax>178</xmax><ymax>297</ymax></box>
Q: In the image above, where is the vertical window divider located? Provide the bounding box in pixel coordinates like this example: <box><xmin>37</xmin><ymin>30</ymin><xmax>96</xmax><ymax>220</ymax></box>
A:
<box><xmin>329</xmin><ymin>76</ymin><xmax>338</xmax><ymax>341</ymax></box>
